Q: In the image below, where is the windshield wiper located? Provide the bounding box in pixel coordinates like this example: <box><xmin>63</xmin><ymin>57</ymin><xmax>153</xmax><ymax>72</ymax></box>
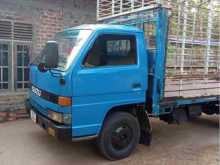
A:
<box><xmin>38</xmin><ymin>63</ymin><xmax>48</xmax><ymax>73</ymax></box>
<box><xmin>37</xmin><ymin>62</ymin><xmax>65</xmax><ymax>79</ymax></box>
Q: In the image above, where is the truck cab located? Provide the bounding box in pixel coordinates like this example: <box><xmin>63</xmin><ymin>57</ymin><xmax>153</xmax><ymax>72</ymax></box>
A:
<box><xmin>28</xmin><ymin>24</ymin><xmax>151</xmax><ymax>160</ymax></box>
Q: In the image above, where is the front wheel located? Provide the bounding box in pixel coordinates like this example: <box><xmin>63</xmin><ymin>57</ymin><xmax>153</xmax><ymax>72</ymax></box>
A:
<box><xmin>97</xmin><ymin>112</ymin><xmax>140</xmax><ymax>160</ymax></box>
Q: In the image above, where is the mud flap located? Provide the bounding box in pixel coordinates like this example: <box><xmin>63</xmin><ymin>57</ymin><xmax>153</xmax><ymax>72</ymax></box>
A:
<box><xmin>172</xmin><ymin>109</ymin><xmax>188</xmax><ymax>124</ymax></box>
<box><xmin>137</xmin><ymin>110</ymin><xmax>152</xmax><ymax>145</ymax></box>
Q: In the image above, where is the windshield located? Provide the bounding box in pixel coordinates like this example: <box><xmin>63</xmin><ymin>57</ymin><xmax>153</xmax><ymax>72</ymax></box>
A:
<box><xmin>33</xmin><ymin>29</ymin><xmax>92</xmax><ymax>70</ymax></box>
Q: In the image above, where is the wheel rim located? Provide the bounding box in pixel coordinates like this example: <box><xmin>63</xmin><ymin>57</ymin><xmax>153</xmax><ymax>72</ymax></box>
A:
<box><xmin>111</xmin><ymin>124</ymin><xmax>133</xmax><ymax>151</ymax></box>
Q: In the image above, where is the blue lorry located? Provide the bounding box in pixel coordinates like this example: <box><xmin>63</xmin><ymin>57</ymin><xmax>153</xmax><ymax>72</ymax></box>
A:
<box><xmin>27</xmin><ymin>7</ymin><xmax>219</xmax><ymax>160</ymax></box>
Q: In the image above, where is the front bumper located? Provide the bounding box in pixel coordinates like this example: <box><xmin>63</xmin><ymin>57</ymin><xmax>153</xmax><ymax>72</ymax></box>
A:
<box><xmin>26</xmin><ymin>99</ymin><xmax>72</xmax><ymax>141</ymax></box>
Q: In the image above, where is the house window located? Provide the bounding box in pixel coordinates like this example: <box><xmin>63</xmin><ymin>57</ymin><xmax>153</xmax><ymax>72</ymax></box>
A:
<box><xmin>16</xmin><ymin>45</ymin><xmax>30</xmax><ymax>89</ymax></box>
<box><xmin>0</xmin><ymin>20</ymin><xmax>32</xmax><ymax>91</ymax></box>
<box><xmin>0</xmin><ymin>44</ymin><xmax>9</xmax><ymax>89</ymax></box>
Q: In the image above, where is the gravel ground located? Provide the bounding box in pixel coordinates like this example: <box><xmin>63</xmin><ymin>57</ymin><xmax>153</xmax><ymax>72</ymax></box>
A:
<box><xmin>0</xmin><ymin>114</ymin><xmax>219</xmax><ymax>165</ymax></box>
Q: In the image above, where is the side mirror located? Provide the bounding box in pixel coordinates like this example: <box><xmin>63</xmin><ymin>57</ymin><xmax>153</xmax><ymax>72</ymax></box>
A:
<box><xmin>44</xmin><ymin>41</ymin><xmax>59</xmax><ymax>68</ymax></box>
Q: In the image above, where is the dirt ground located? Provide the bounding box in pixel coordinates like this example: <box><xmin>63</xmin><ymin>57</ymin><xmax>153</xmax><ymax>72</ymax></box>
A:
<box><xmin>0</xmin><ymin>114</ymin><xmax>219</xmax><ymax>165</ymax></box>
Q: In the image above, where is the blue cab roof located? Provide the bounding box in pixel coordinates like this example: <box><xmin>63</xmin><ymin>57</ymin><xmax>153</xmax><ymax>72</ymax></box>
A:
<box><xmin>64</xmin><ymin>24</ymin><xmax>142</xmax><ymax>33</ymax></box>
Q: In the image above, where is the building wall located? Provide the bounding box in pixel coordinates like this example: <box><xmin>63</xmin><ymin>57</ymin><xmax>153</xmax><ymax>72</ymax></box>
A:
<box><xmin>0</xmin><ymin>0</ymin><xmax>96</xmax><ymax>55</ymax></box>
<box><xmin>0</xmin><ymin>0</ymin><xmax>96</xmax><ymax>114</ymax></box>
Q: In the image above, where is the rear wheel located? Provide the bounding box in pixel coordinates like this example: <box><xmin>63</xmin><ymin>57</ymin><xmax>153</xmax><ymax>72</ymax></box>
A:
<box><xmin>97</xmin><ymin>112</ymin><xmax>140</xmax><ymax>160</ymax></box>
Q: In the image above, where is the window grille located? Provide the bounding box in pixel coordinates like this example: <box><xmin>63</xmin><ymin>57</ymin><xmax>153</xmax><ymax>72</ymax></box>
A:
<box><xmin>16</xmin><ymin>45</ymin><xmax>30</xmax><ymax>89</ymax></box>
<box><xmin>0</xmin><ymin>44</ymin><xmax>9</xmax><ymax>89</ymax></box>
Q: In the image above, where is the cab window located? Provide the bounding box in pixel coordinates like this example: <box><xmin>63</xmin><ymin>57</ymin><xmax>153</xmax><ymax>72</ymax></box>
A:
<box><xmin>83</xmin><ymin>34</ymin><xmax>137</xmax><ymax>67</ymax></box>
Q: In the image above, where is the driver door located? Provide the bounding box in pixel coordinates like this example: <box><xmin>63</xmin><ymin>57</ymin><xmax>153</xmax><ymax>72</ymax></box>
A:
<box><xmin>72</xmin><ymin>32</ymin><xmax>146</xmax><ymax>137</ymax></box>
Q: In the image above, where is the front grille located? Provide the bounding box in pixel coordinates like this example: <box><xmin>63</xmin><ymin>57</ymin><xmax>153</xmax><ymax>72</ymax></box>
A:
<box><xmin>30</xmin><ymin>99</ymin><xmax>47</xmax><ymax>117</ymax></box>
<box><xmin>31</xmin><ymin>84</ymin><xmax>59</xmax><ymax>105</ymax></box>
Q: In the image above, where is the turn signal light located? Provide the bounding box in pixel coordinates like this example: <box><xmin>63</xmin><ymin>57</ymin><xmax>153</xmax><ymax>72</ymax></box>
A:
<box><xmin>58</xmin><ymin>96</ymin><xmax>72</xmax><ymax>106</ymax></box>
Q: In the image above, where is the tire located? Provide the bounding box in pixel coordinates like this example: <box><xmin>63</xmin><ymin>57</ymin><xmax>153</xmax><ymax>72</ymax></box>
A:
<box><xmin>97</xmin><ymin>111</ymin><xmax>140</xmax><ymax>160</ymax></box>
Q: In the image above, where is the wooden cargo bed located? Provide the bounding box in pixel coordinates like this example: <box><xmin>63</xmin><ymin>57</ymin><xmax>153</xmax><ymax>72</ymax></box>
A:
<box><xmin>164</xmin><ymin>76</ymin><xmax>220</xmax><ymax>99</ymax></box>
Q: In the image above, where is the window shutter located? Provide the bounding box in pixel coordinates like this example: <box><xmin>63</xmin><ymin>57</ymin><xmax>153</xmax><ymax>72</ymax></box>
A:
<box><xmin>14</xmin><ymin>22</ymin><xmax>33</xmax><ymax>41</ymax></box>
<box><xmin>0</xmin><ymin>21</ymin><xmax>12</xmax><ymax>40</ymax></box>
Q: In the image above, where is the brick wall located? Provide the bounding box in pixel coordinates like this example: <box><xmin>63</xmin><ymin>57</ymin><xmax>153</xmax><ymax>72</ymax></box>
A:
<box><xmin>0</xmin><ymin>93</ymin><xmax>28</xmax><ymax>122</ymax></box>
<box><xmin>0</xmin><ymin>0</ymin><xmax>96</xmax><ymax>121</ymax></box>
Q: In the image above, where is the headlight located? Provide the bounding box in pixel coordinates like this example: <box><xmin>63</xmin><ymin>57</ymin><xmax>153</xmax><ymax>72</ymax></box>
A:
<box><xmin>48</xmin><ymin>110</ymin><xmax>71</xmax><ymax>124</ymax></box>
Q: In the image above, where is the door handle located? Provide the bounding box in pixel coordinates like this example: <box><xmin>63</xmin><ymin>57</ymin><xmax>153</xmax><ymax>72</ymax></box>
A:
<box><xmin>132</xmin><ymin>83</ymin><xmax>142</xmax><ymax>89</ymax></box>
